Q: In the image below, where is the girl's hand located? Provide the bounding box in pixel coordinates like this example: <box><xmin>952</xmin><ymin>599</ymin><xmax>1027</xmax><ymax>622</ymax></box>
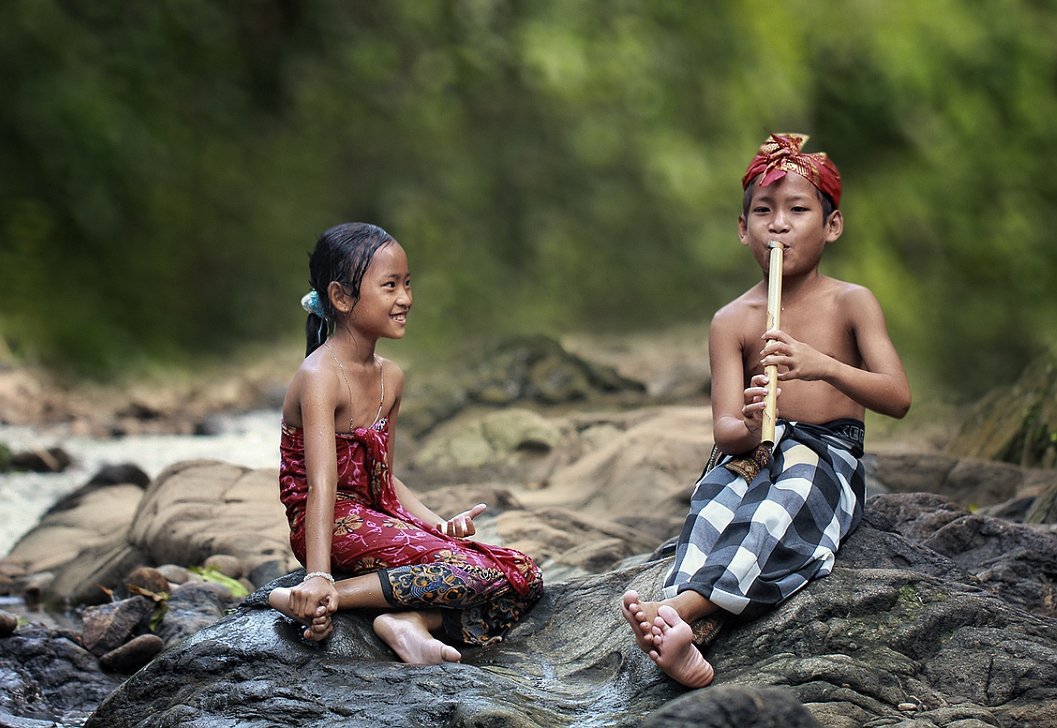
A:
<box><xmin>760</xmin><ymin>329</ymin><xmax>832</xmax><ymax>382</ymax></box>
<box><xmin>438</xmin><ymin>503</ymin><xmax>487</xmax><ymax>538</ymax></box>
<box><xmin>289</xmin><ymin>575</ymin><xmax>338</xmax><ymax>621</ymax></box>
<box><xmin>742</xmin><ymin>373</ymin><xmax>779</xmax><ymax>436</ymax></box>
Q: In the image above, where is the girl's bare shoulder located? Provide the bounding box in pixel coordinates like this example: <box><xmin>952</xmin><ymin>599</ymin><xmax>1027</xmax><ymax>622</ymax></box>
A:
<box><xmin>293</xmin><ymin>348</ymin><xmax>331</xmax><ymax>382</ymax></box>
<box><xmin>282</xmin><ymin>350</ymin><xmax>338</xmax><ymax>424</ymax></box>
<box><xmin>288</xmin><ymin>349</ymin><xmax>342</xmax><ymax>402</ymax></box>
<box><xmin>377</xmin><ymin>356</ymin><xmax>406</xmax><ymax>392</ymax></box>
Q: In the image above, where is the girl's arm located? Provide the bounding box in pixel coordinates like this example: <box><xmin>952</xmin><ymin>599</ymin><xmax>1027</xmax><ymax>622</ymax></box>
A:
<box><xmin>288</xmin><ymin>365</ymin><xmax>340</xmax><ymax>616</ymax></box>
<box><xmin>386</xmin><ymin>365</ymin><xmax>486</xmax><ymax>537</ymax></box>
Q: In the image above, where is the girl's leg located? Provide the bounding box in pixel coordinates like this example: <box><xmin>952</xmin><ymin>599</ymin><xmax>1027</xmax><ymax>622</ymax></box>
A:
<box><xmin>381</xmin><ymin>561</ymin><xmax>543</xmax><ymax>647</ymax></box>
<box><xmin>335</xmin><ymin>571</ymin><xmax>461</xmax><ymax>664</ymax></box>
<box><xmin>372</xmin><ymin>611</ymin><xmax>461</xmax><ymax>664</ymax></box>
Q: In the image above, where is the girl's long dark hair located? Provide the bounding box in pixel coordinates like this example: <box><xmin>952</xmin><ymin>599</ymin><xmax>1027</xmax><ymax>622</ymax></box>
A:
<box><xmin>305</xmin><ymin>222</ymin><xmax>395</xmax><ymax>356</ymax></box>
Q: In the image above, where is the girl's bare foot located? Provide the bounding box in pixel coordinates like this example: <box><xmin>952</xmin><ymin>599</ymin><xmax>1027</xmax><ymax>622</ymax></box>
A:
<box><xmin>621</xmin><ymin>591</ymin><xmax>661</xmax><ymax>652</ymax></box>
<box><xmin>373</xmin><ymin>612</ymin><xmax>461</xmax><ymax>665</ymax></box>
<box><xmin>648</xmin><ymin>605</ymin><xmax>715</xmax><ymax>688</ymax></box>
<box><xmin>269</xmin><ymin>586</ymin><xmax>333</xmax><ymax>641</ymax></box>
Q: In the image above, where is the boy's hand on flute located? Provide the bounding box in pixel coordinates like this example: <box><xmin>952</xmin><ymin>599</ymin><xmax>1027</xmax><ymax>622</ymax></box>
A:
<box><xmin>760</xmin><ymin>329</ymin><xmax>833</xmax><ymax>382</ymax></box>
<box><xmin>742</xmin><ymin>374</ymin><xmax>779</xmax><ymax>435</ymax></box>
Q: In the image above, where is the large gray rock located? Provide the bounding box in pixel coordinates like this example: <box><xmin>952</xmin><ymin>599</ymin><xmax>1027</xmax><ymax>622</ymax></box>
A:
<box><xmin>398</xmin><ymin>335</ymin><xmax>647</xmax><ymax>437</ymax></box>
<box><xmin>127</xmin><ymin>460</ymin><xmax>294</xmax><ymax>574</ymax></box>
<box><xmin>4</xmin><ymin>482</ymin><xmax>145</xmax><ymax>576</ymax></box>
<box><xmin>408</xmin><ymin>407</ymin><xmax>567</xmax><ymax>485</ymax></box>
<box><xmin>84</xmin><ymin>496</ymin><xmax>1057</xmax><ymax>727</ymax></box>
<box><xmin>865</xmin><ymin>491</ymin><xmax>1057</xmax><ymax>617</ymax></box>
<box><xmin>865</xmin><ymin>452</ymin><xmax>1057</xmax><ymax>511</ymax></box>
<box><xmin>3</xmin><ymin>459</ymin><xmax>299</xmax><ymax>606</ymax></box>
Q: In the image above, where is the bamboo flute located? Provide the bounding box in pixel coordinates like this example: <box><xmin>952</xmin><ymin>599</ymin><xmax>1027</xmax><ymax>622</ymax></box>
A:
<box><xmin>761</xmin><ymin>241</ymin><xmax>783</xmax><ymax>447</ymax></box>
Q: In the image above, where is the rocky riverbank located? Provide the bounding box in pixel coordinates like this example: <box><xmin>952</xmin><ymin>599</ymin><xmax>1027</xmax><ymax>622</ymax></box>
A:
<box><xmin>2</xmin><ymin>335</ymin><xmax>1056</xmax><ymax>727</ymax></box>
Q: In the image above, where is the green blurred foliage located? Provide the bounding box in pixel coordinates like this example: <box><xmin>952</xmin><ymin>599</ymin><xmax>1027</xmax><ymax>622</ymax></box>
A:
<box><xmin>1</xmin><ymin>0</ymin><xmax>1055</xmax><ymax>398</ymax></box>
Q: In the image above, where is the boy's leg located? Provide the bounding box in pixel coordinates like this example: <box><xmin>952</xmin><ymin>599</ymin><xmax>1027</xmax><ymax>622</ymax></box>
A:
<box><xmin>621</xmin><ymin>589</ymin><xmax>717</xmax><ymax>652</ymax></box>
<box><xmin>648</xmin><ymin>605</ymin><xmax>715</xmax><ymax>688</ymax></box>
<box><xmin>622</xmin><ymin>460</ymin><xmax>742</xmax><ymax>651</ymax></box>
<box><xmin>667</xmin><ymin>425</ymin><xmax>864</xmax><ymax>618</ymax></box>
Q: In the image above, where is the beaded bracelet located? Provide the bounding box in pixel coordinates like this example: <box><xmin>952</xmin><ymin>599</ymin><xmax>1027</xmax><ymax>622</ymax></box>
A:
<box><xmin>303</xmin><ymin>571</ymin><xmax>335</xmax><ymax>584</ymax></box>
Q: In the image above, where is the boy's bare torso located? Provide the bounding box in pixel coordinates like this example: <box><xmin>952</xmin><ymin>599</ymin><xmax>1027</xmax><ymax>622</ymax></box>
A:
<box><xmin>726</xmin><ymin>274</ymin><xmax>867</xmax><ymax>425</ymax></box>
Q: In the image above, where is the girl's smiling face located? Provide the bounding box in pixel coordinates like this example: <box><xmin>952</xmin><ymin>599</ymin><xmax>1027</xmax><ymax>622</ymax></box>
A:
<box><xmin>347</xmin><ymin>242</ymin><xmax>413</xmax><ymax>339</ymax></box>
<box><xmin>738</xmin><ymin>172</ymin><xmax>842</xmax><ymax>276</ymax></box>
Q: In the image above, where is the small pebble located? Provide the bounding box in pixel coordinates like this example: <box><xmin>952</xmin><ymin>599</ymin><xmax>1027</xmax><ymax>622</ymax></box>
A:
<box><xmin>0</xmin><ymin>609</ymin><xmax>18</xmax><ymax>637</ymax></box>
<box><xmin>204</xmin><ymin>554</ymin><xmax>243</xmax><ymax>579</ymax></box>
<box><xmin>125</xmin><ymin>566</ymin><xmax>170</xmax><ymax>596</ymax></box>
<box><xmin>99</xmin><ymin>634</ymin><xmax>164</xmax><ymax>673</ymax></box>
<box><xmin>157</xmin><ymin>564</ymin><xmax>192</xmax><ymax>585</ymax></box>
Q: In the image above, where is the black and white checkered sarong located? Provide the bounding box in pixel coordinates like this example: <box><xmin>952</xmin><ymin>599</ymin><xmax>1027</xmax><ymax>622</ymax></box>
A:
<box><xmin>663</xmin><ymin>419</ymin><xmax>865</xmax><ymax>617</ymax></box>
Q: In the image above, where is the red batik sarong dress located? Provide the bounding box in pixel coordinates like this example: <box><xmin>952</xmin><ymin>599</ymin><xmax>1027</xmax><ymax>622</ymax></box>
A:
<box><xmin>278</xmin><ymin>418</ymin><xmax>542</xmax><ymax>645</ymax></box>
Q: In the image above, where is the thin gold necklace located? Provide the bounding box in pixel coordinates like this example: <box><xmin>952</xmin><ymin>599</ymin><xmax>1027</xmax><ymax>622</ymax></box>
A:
<box><xmin>324</xmin><ymin>342</ymin><xmax>355</xmax><ymax>432</ymax></box>
<box><xmin>324</xmin><ymin>342</ymin><xmax>383</xmax><ymax>430</ymax></box>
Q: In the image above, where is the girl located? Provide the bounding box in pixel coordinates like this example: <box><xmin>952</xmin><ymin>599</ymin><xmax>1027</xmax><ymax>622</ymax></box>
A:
<box><xmin>269</xmin><ymin>222</ymin><xmax>543</xmax><ymax>665</ymax></box>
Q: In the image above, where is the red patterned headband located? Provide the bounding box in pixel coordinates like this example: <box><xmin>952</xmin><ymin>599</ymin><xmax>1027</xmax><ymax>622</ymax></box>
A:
<box><xmin>742</xmin><ymin>133</ymin><xmax>842</xmax><ymax>209</ymax></box>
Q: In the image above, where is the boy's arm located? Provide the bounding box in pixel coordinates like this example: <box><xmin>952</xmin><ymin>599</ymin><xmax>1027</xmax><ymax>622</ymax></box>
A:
<box><xmin>710</xmin><ymin>307</ymin><xmax>766</xmax><ymax>454</ymax></box>
<box><xmin>765</xmin><ymin>286</ymin><xmax>911</xmax><ymax>418</ymax></box>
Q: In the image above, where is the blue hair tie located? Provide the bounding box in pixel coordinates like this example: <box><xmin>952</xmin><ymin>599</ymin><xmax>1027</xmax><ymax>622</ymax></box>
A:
<box><xmin>301</xmin><ymin>291</ymin><xmax>325</xmax><ymax>318</ymax></box>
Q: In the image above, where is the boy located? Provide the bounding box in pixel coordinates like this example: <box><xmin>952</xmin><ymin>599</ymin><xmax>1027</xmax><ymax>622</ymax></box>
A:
<box><xmin>621</xmin><ymin>133</ymin><xmax>911</xmax><ymax>688</ymax></box>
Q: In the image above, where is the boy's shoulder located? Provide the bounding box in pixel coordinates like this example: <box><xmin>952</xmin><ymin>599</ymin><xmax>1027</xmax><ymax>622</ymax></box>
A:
<box><xmin>712</xmin><ymin>281</ymin><xmax>767</xmax><ymax>322</ymax></box>
<box><xmin>709</xmin><ymin>285</ymin><xmax>765</xmax><ymax>346</ymax></box>
<box><xmin>710</xmin><ymin>276</ymin><xmax>881</xmax><ymax>331</ymax></box>
<box><xmin>815</xmin><ymin>276</ymin><xmax>878</xmax><ymax>308</ymax></box>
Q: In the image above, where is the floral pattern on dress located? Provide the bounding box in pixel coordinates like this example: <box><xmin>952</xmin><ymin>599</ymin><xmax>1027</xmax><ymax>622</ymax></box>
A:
<box><xmin>278</xmin><ymin>418</ymin><xmax>543</xmax><ymax>644</ymax></box>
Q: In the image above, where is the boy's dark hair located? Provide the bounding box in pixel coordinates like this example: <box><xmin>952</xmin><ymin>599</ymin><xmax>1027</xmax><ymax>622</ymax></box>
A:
<box><xmin>742</xmin><ymin>176</ymin><xmax>837</xmax><ymax>222</ymax></box>
<box><xmin>305</xmin><ymin>222</ymin><xmax>395</xmax><ymax>355</ymax></box>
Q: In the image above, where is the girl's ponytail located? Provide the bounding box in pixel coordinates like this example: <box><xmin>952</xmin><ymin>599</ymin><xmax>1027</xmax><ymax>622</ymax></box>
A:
<box><xmin>301</xmin><ymin>291</ymin><xmax>328</xmax><ymax>356</ymax></box>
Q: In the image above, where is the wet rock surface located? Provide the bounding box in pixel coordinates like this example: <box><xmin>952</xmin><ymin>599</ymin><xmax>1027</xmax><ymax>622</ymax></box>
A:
<box><xmin>82</xmin><ymin>501</ymin><xmax>1057</xmax><ymax>727</ymax></box>
<box><xmin>0</xmin><ymin>624</ymin><xmax>124</xmax><ymax>727</ymax></box>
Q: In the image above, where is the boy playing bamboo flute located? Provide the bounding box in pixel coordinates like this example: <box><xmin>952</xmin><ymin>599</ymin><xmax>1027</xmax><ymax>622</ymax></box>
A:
<box><xmin>622</xmin><ymin>133</ymin><xmax>912</xmax><ymax>688</ymax></box>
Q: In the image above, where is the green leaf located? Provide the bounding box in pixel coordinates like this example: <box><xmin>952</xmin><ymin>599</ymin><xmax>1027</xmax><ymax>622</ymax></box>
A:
<box><xmin>189</xmin><ymin>566</ymin><xmax>249</xmax><ymax>599</ymax></box>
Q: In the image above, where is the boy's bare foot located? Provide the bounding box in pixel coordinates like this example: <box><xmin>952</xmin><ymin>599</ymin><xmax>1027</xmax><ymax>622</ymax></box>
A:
<box><xmin>373</xmin><ymin>612</ymin><xmax>462</xmax><ymax>665</ymax></box>
<box><xmin>268</xmin><ymin>586</ymin><xmax>333</xmax><ymax>641</ymax></box>
<box><xmin>621</xmin><ymin>591</ymin><xmax>661</xmax><ymax>652</ymax></box>
<box><xmin>648</xmin><ymin>605</ymin><xmax>715</xmax><ymax>688</ymax></box>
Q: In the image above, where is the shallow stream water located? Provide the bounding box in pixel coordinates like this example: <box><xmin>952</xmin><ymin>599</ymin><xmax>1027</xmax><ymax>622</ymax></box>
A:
<box><xmin>0</xmin><ymin>409</ymin><xmax>281</xmax><ymax>556</ymax></box>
